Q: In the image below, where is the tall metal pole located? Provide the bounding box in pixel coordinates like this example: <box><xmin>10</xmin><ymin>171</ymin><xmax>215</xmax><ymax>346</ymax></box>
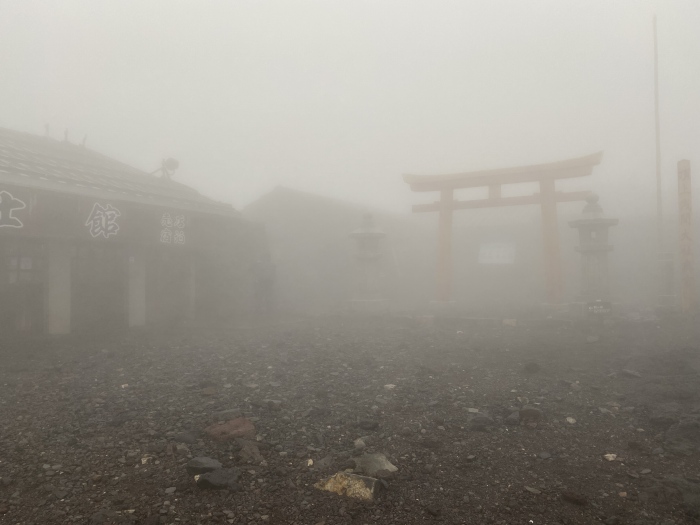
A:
<box><xmin>654</xmin><ymin>16</ymin><xmax>663</xmax><ymax>252</ymax></box>
<box><xmin>653</xmin><ymin>16</ymin><xmax>675</xmax><ymax>308</ymax></box>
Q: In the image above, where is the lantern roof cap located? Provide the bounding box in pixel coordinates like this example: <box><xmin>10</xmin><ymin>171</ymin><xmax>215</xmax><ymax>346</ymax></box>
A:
<box><xmin>350</xmin><ymin>213</ymin><xmax>386</xmax><ymax>238</ymax></box>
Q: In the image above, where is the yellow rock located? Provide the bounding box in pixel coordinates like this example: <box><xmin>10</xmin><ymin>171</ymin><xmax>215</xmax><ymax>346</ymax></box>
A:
<box><xmin>314</xmin><ymin>472</ymin><xmax>381</xmax><ymax>501</ymax></box>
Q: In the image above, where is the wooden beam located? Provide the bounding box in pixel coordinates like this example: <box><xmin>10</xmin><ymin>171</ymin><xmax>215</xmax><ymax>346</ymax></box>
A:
<box><xmin>412</xmin><ymin>190</ymin><xmax>593</xmax><ymax>213</ymax></box>
<box><xmin>403</xmin><ymin>152</ymin><xmax>603</xmax><ymax>192</ymax></box>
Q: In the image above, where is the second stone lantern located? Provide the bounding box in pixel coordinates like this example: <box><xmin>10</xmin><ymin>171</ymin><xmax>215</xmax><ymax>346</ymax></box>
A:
<box><xmin>569</xmin><ymin>195</ymin><xmax>619</xmax><ymax>302</ymax></box>
<box><xmin>349</xmin><ymin>214</ymin><xmax>386</xmax><ymax>308</ymax></box>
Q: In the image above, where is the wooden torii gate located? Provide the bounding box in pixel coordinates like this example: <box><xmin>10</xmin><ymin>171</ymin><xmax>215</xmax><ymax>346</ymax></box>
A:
<box><xmin>403</xmin><ymin>152</ymin><xmax>603</xmax><ymax>304</ymax></box>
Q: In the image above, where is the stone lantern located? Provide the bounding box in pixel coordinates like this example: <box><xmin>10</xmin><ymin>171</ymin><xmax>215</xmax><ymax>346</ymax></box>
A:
<box><xmin>569</xmin><ymin>195</ymin><xmax>618</xmax><ymax>302</ymax></box>
<box><xmin>349</xmin><ymin>214</ymin><xmax>386</xmax><ymax>305</ymax></box>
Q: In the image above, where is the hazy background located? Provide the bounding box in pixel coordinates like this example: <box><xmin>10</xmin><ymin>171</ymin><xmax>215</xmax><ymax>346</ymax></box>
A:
<box><xmin>1</xmin><ymin>0</ymin><xmax>699</xmax><ymax>217</ymax></box>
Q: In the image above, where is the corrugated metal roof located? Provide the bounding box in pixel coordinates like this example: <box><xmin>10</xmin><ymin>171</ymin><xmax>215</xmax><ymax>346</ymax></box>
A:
<box><xmin>0</xmin><ymin>127</ymin><xmax>237</xmax><ymax>216</ymax></box>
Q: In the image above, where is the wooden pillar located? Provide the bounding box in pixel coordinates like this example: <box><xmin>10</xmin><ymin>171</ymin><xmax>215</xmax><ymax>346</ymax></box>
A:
<box><xmin>436</xmin><ymin>188</ymin><xmax>454</xmax><ymax>302</ymax></box>
<box><xmin>539</xmin><ymin>179</ymin><xmax>563</xmax><ymax>304</ymax></box>
<box><xmin>678</xmin><ymin>160</ymin><xmax>696</xmax><ymax>312</ymax></box>
<box><xmin>127</xmin><ymin>252</ymin><xmax>146</xmax><ymax>327</ymax></box>
<box><xmin>47</xmin><ymin>241</ymin><xmax>71</xmax><ymax>334</ymax></box>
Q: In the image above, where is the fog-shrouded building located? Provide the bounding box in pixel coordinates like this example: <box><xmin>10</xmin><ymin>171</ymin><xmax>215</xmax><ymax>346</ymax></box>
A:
<box><xmin>246</xmin><ymin>185</ymin><xmax>699</xmax><ymax>316</ymax></box>
<box><xmin>0</xmin><ymin>128</ymin><xmax>263</xmax><ymax>336</ymax></box>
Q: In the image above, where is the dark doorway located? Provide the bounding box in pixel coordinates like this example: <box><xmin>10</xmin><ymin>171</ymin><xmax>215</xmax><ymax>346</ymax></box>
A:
<box><xmin>0</xmin><ymin>239</ymin><xmax>46</xmax><ymax>334</ymax></box>
<box><xmin>71</xmin><ymin>243</ymin><xmax>126</xmax><ymax>334</ymax></box>
<box><xmin>147</xmin><ymin>249</ymin><xmax>192</xmax><ymax>329</ymax></box>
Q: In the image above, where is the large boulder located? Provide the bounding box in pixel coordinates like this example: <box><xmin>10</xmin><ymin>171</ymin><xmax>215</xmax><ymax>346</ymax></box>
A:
<box><xmin>186</xmin><ymin>457</ymin><xmax>222</xmax><ymax>475</ymax></box>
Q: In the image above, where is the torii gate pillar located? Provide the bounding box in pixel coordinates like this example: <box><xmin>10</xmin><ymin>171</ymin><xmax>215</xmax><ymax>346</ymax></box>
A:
<box><xmin>437</xmin><ymin>189</ymin><xmax>454</xmax><ymax>302</ymax></box>
<box><xmin>540</xmin><ymin>178</ymin><xmax>564</xmax><ymax>304</ymax></box>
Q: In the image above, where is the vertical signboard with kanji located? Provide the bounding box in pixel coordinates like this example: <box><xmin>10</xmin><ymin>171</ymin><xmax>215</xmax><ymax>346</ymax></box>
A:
<box><xmin>159</xmin><ymin>212</ymin><xmax>186</xmax><ymax>245</ymax></box>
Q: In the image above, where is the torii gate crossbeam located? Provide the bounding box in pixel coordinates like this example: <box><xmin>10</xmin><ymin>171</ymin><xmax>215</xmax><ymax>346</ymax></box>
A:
<box><xmin>403</xmin><ymin>152</ymin><xmax>603</xmax><ymax>304</ymax></box>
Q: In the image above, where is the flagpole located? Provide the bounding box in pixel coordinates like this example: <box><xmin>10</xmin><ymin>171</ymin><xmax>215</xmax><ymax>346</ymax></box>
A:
<box><xmin>654</xmin><ymin>16</ymin><xmax>663</xmax><ymax>254</ymax></box>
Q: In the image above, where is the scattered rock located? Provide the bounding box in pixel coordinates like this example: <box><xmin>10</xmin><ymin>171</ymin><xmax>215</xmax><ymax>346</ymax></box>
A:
<box><xmin>237</xmin><ymin>438</ymin><xmax>264</xmax><ymax>463</ymax></box>
<box><xmin>314</xmin><ymin>455</ymin><xmax>335</xmax><ymax>471</ymax></box>
<box><xmin>505</xmin><ymin>411</ymin><xmax>520</xmax><ymax>425</ymax></box>
<box><xmin>89</xmin><ymin>509</ymin><xmax>127</xmax><ymax>524</ymax></box>
<box><xmin>357</xmin><ymin>419</ymin><xmax>379</xmax><ymax>431</ymax></box>
<box><xmin>523</xmin><ymin>362</ymin><xmax>541</xmax><ymax>373</ymax></box>
<box><xmin>314</xmin><ymin>472</ymin><xmax>382</xmax><ymax>501</ymax></box>
<box><xmin>173</xmin><ymin>431</ymin><xmax>198</xmax><ymax>444</ymax></box>
<box><xmin>204</xmin><ymin>418</ymin><xmax>256</xmax><ymax>441</ymax></box>
<box><xmin>351</xmin><ymin>453</ymin><xmax>398</xmax><ymax>477</ymax></box>
<box><xmin>469</xmin><ymin>413</ymin><xmax>495</xmax><ymax>431</ymax></box>
<box><xmin>186</xmin><ymin>457</ymin><xmax>223</xmax><ymax>476</ymax></box>
<box><xmin>561</xmin><ymin>491</ymin><xmax>588</xmax><ymax>506</ymax></box>
<box><xmin>195</xmin><ymin>468</ymin><xmax>242</xmax><ymax>490</ymax></box>
<box><xmin>212</xmin><ymin>408</ymin><xmax>242</xmax><ymax>420</ymax></box>
<box><xmin>425</xmin><ymin>504</ymin><xmax>441</xmax><ymax>516</ymax></box>
<box><xmin>665</xmin><ymin>417</ymin><xmax>700</xmax><ymax>455</ymax></box>
<box><xmin>620</xmin><ymin>369</ymin><xmax>642</xmax><ymax>378</ymax></box>
<box><xmin>519</xmin><ymin>406</ymin><xmax>543</xmax><ymax>424</ymax></box>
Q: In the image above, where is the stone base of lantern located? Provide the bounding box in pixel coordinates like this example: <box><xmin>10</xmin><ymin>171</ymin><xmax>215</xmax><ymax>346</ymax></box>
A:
<box><xmin>348</xmin><ymin>298</ymin><xmax>388</xmax><ymax>314</ymax></box>
<box><xmin>428</xmin><ymin>300</ymin><xmax>458</xmax><ymax>314</ymax></box>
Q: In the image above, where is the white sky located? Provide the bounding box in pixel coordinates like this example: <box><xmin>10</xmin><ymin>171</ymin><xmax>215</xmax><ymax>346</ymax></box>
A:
<box><xmin>1</xmin><ymin>0</ymin><xmax>699</xmax><ymax>217</ymax></box>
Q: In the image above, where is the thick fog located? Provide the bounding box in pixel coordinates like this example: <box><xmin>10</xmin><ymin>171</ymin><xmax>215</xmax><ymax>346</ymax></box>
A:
<box><xmin>1</xmin><ymin>0</ymin><xmax>699</xmax><ymax>216</ymax></box>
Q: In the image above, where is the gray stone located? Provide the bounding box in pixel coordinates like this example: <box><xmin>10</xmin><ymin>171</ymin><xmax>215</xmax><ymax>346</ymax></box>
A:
<box><xmin>186</xmin><ymin>457</ymin><xmax>222</xmax><ymax>476</ymax></box>
<box><xmin>212</xmin><ymin>408</ymin><xmax>242</xmax><ymax>420</ymax></box>
<box><xmin>351</xmin><ymin>453</ymin><xmax>398</xmax><ymax>478</ymax></box>
<box><xmin>505</xmin><ymin>411</ymin><xmax>520</xmax><ymax>426</ymax></box>
<box><xmin>173</xmin><ymin>432</ymin><xmax>198</xmax><ymax>444</ymax></box>
<box><xmin>195</xmin><ymin>468</ymin><xmax>241</xmax><ymax>490</ymax></box>
<box><xmin>469</xmin><ymin>414</ymin><xmax>495</xmax><ymax>431</ymax></box>
<box><xmin>620</xmin><ymin>369</ymin><xmax>642</xmax><ymax>378</ymax></box>
<box><xmin>519</xmin><ymin>406</ymin><xmax>544</xmax><ymax>424</ymax></box>
<box><xmin>314</xmin><ymin>455</ymin><xmax>334</xmax><ymax>471</ymax></box>
<box><xmin>664</xmin><ymin>417</ymin><xmax>700</xmax><ymax>455</ymax></box>
<box><xmin>236</xmin><ymin>439</ymin><xmax>264</xmax><ymax>463</ymax></box>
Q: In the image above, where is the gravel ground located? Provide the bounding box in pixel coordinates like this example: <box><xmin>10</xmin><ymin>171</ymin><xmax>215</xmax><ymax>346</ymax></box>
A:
<box><xmin>2</xmin><ymin>315</ymin><xmax>700</xmax><ymax>525</ymax></box>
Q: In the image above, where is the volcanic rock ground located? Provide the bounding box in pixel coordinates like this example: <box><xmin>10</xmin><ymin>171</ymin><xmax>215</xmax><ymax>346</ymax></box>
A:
<box><xmin>2</xmin><ymin>315</ymin><xmax>700</xmax><ymax>524</ymax></box>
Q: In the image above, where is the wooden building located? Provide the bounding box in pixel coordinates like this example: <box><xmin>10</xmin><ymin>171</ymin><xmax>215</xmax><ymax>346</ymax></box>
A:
<box><xmin>0</xmin><ymin>128</ymin><xmax>261</xmax><ymax>336</ymax></box>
